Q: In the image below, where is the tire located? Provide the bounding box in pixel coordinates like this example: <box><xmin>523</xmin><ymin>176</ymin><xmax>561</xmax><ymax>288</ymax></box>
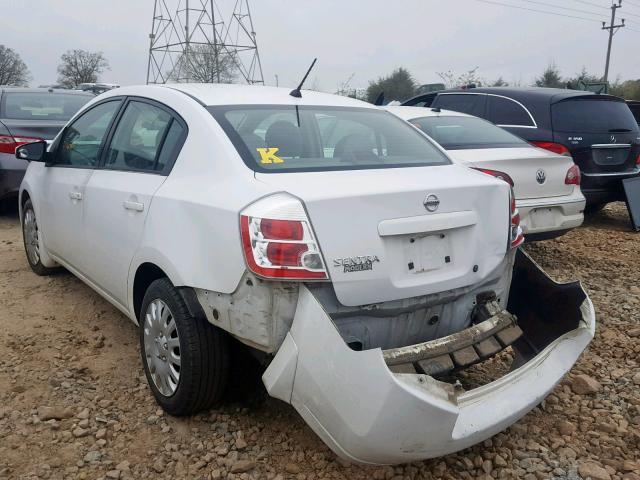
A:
<box><xmin>584</xmin><ymin>202</ymin><xmax>606</xmax><ymax>215</ymax></box>
<box><xmin>21</xmin><ymin>199</ymin><xmax>57</xmax><ymax>276</ymax></box>
<box><xmin>139</xmin><ymin>278</ymin><xmax>229</xmax><ymax>415</ymax></box>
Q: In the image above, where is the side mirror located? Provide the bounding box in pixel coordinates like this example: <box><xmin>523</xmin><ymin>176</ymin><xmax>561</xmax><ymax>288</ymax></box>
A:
<box><xmin>16</xmin><ymin>141</ymin><xmax>47</xmax><ymax>162</ymax></box>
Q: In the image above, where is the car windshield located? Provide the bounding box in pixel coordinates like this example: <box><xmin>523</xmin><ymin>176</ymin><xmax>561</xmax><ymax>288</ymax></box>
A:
<box><xmin>208</xmin><ymin>105</ymin><xmax>450</xmax><ymax>172</ymax></box>
<box><xmin>1</xmin><ymin>92</ymin><xmax>91</xmax><ymax>121</ymax></box>
<box><xmin>552</xmin><ymin>97</ymin><xmax>640</xmax><ymax>133</ymax></box>
<box><xmin>408</xmin><ymin>115</ymin><xmax>527</xmax><ymax>150</ymax></box>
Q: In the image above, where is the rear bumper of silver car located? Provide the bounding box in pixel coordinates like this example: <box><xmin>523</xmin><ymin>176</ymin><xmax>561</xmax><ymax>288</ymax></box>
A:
<box><xmin>518</xmin><ymin>194</ymin><xmax>585</xmax><ymax>236</ymax></box>
<box><xmin>262</xmin><ymin>250</ymin><xmax>595</xmax><ymax>464</ymax></box>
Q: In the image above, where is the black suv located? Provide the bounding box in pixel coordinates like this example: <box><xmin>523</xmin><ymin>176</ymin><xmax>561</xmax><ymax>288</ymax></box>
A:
<box><xmin>403</xmin><ymin>87</ymin><xmax>640</xmax><ymax>208</ymax></box>
<box><xmin>628</xmin><ymin>100</ymin><xmax>640</xmax><ymax>126</ymax></box>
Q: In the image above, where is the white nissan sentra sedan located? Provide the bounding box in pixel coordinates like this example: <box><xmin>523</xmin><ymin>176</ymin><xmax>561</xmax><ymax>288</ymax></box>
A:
<box><xmin>16</xmin><ymin>84</ymin><xmax>594</xmax><ymax>464</ymax></box>
<box><xmin>386</xmin><ymin>106</ymin><xmax>586</xmax><ymax>241</ymax></box>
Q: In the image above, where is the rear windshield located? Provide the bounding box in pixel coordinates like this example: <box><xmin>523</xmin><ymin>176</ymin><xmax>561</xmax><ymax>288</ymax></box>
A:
<box><xmin>552</xmin><ymin>98</ymin><xmax>639</xmax><ymax>133</ymax></box>
<box><xmin>408</xmin><ymin>115</ymin><xmax>527</xmax><ymax>150</ymax></box>
<box><xmin>1</xmin><ymin>92</ymin><xmax>91</xmax><ymax>121</ymax></box>
<box><xmin>208</xmin><ymin>105</ymin><xmax>450</xmax><ymax>172</ymax></box>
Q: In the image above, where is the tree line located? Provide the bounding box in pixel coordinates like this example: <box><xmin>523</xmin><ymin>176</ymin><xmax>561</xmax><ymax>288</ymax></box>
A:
<box><xmin>0</xmin><ymin>45</ymin><xmax>109</xmax><ymax>88</ymax></box>
<box><xmin>356</xmin><ymin>64</ymin><xmax>640</xmax><ymax>103</ymax></box>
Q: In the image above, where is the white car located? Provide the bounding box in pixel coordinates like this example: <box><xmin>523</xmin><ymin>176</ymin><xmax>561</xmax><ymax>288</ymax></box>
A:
<box><xmin>386</xmin><ymin>106</ymin><xmax>586</xmax><ymax>240</ymax></box>
<box><xmin>17</xmin><ymin>84</ymin><xmax>594</xmax><ymax>464</ymax></box>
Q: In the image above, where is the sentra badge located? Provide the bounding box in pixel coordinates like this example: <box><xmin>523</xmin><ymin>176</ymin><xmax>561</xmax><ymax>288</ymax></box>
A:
<box><xmin>333</xmin><ymin>255</ymin><xmax>380</xmax><ymax>273</ymax></box>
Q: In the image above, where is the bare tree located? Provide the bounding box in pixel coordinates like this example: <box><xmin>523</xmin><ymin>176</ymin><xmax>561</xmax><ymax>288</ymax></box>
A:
<box><xmin>171</xmin><ymin>45</ymin><xmax>238</xmax><ymax>83</ymax></box>
<box><xmin>437</xmin><ymin>67</ymin><xmax>484</xmax><ymax>88</ymax></box>
<box><xmin>57</xmin><ymin>50</ymin><xmax>109</xmax><ymax>88</ymax></box>
<box><xmin>0</xmin><ymin>45</ymin><xmax>30</xmax><ymax>86</ymax></box>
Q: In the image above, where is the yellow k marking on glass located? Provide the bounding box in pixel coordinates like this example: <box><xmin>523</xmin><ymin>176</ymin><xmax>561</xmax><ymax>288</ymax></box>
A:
<box><xmin>257</xmin><ymin>147</ymin><xmax>284</xmax><ymax>164</ymax></box>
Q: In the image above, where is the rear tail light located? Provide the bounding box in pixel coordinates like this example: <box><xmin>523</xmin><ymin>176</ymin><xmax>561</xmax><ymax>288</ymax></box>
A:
<box><xmin>565</xmin><ymin>164</ymin><xmax>581</xmax><ymax>185</ymax></box>
<box><xmin>509</xmin><ymin>189</ymin><xmax>524</xmax><ymax>249</ymax></box>
<box><xmin>636</xmin><ymin>153</ymin><xmax>640</xmax><ymax>165</ymax></box>
<box><xmin>472</xmin><ymin>167</ymin><xmax>514</xmax><ymax>187</ymax></box>
<box><xmin>240</xmin><ymin>194</ymin><xmax>328</xmax><ymax>280</ymax></box>
<box><xmin>0</xmin><ymin>135</ymin><xmax>43</xmax><ymax>154</ymax></box>
<box><xmin>531</xmin><ymin>141</ymin><xmax>572</xmax><ymax>157</ymax></box>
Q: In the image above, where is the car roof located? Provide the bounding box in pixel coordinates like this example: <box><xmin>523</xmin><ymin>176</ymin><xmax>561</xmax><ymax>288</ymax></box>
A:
<box><xmin>0</xmin><ymin>86</ymin><xmax>94</xmax><ymax>96</ymax></box>
<box><xmin>403</xmin><ymin>86</ymin><xmax>627</xmax><ymax>107</ymax></box>
<box><xmin>385</xmin><ymin>105</ymin><xmax>473</xmax><ymax>120</ymax></box>
<box><xmin>162</xmin><ymin>83</ymin><xmax>377</xmax><ymax>108</ymax></box>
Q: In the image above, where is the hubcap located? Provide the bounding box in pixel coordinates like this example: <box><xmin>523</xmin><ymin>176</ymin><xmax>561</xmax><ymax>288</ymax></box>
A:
<box><xmin>143</xmin><ymin>299</ymin><xmax>181</xmax><ymax>396</ymax></box>
<box><xmin>23</xmin><ymin>208</ymin><xmax>40</xmax><ymax>265</ymax></box>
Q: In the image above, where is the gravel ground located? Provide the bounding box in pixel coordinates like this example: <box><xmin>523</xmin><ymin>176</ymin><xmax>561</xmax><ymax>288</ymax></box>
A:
<box><xmin>0</xmin><ymin>203</ymin><xmax>639</xmax><ymax>480</ymax></box>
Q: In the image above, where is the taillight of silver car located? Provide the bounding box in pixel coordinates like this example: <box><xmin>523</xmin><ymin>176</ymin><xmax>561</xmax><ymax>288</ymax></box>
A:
<box><xmin>0</xmin><ymin>135</ymin><xmax>43</xmax><ymax>154</ymax></box>
<box><xmin>564</xmin><ymin>164</ymin><xmax>581</xmax><ymax>186</ymax></box>
<box><xmin>510</xmin><ymin>190</ymin><xmax>524</xmax><ymax>248</ymax></box>
<box><xmin>240</xmin><ymin>194</ymin><xmax>328</xmax><ymax>280</ymax></box>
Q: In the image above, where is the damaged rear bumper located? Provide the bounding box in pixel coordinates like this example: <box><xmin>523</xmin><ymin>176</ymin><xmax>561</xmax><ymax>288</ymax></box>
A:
<box><xmin>262</xmin><ymin>250</ymin><xmax>595</xmax><ymax>465</ymax></box>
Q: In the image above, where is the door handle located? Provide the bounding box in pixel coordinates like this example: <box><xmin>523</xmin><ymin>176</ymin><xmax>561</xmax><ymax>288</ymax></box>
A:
<box><xmin>69</xmin><ymin>191</ymin><xmax>83</xmax><ymax>201</ymax></box>
<box><xmin>123</xmin><ymin>200</ymin><xmax>144</xmax><ymax>212</ymax></box>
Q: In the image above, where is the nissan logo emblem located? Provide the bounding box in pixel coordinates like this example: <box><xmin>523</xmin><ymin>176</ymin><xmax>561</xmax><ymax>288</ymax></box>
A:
<box><xmin>423</xmin><ymin>194</ymin><xmax>440</xmax><ymax>212</ymax></box>
<box><xmin>536</xmin><ymin>169</ymin><xmax>546</xmax><ymax>185</ymax></box>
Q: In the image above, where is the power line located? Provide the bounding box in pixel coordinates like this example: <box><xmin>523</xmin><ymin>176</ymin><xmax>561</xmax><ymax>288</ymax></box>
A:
<box><xmin>623</xmin><ymin>0</ymin><xmax>640</xmax><ymax>8</ymax></box>
<box><xmin>570</xmin><ymin>0</ymin><xmax>611</xmax><ymax>11</ymax></box>
<box><xmin>515</xmin><ymin>0</ymin><xmax>608</xmax><ymax>18</ymax></box>
<box><xmin>473</xmin><ymin>0</ymin><xmax>606</xmax><ymax>22</ymax></box>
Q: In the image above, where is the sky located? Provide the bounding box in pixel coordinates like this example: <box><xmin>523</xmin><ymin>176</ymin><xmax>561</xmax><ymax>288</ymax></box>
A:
<box><xmin>3</xmin><ymin>0</ymin><xmax>639</xmax><ymax>91</ymax></box>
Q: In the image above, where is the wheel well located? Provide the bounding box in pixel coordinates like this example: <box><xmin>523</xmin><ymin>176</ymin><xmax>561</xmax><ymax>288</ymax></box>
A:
<box><xmin>133</xmin><ymin>263</ymin><xmax>168</xmax><ymax>321</ymax></box>
<box><xmin>20</xmin><ymin>190</ymin><xmax>31</xmax><ymax>208</ymax></box>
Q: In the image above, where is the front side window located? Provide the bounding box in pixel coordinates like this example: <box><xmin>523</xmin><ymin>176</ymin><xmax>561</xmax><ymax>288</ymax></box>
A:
<box><xmin>433</xmin><ymin>94</ymin><xmax>486</xmax><ymax>116</ymax></box>
<box><xmin>1</xmin><ymin>92</ymin><xmax>91</xmax><ymax>121</ymax></box>
<box><xmin>486</xmin><ymin>96</ymin><xmax>534</xmax><ymax>127</ymax></box>
<box><xmin>104</xmin><ymin>101</ymin><xmax>174</xmax><ymax>172</ymax></box>
<box><xmin>209</xmin><ymin>105</ymin><xmax>450</xmax><ymax>172</ymax></box>
<box><xmin>55</xmin><ymin>100</ymin><xmax>121</xmax><ymax>167</ymax></box>
<box><xmin>410</xmin><ymin>115</ymin><xmax>528</xmax><ymax>150</ymax></box>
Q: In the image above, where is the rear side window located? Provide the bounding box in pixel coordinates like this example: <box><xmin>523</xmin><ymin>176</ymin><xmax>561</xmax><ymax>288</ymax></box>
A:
<box><xmin>104</xmin><ymin>101</ymin><xmax>174</xmax><ymax>172</ymax></box>
<box><xmin>55</xmin><ymin>100</ymin><xmax>121</xmax><ymax>167</ymax></box>
<box><xmin>486</xmin><ymin>96</ymin><xmax>535</xmax><ymax>127</ymax></box>
<box><xmin>552</xmin><ymin>98</ymin><xmax>640</xmax><ymax>133</ymax></box>
<box><xmin>209</xmin><ymin>105</ymin><xmax>450</xmax><ymax>173</ymax></box>
<box><xmin>409</xmin><ymin>115</ymin><xmax>527</xmax><ymax>150</ymax></box>
<box><xmin>1</xmin><ymin>92</ymin><xmax>90</xmax><ymax>121</ymax></box>
<box><xmin>433</xmin><ymin>94</ymin><xmax>485</xmax><ymax>116</ymax></box>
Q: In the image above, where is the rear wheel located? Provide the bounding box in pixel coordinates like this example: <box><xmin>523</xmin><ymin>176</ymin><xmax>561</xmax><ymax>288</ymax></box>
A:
<box><xmin>139</xmin><ymin>278</ymin><xmax>229</xmax><ymax>415</ymax></box>
<box><xmin>21</xmin><ymin>199</ymin><xmax>57</xmax><ymax>276</ymax></box>
<box><xmin>584</xmin><ymin>202</ymin><xmax>607</xmax><ymax>215</ymax></box>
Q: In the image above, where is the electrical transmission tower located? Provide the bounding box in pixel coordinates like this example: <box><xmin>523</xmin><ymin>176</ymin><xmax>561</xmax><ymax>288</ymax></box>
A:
<box><xmin>146</xmin><ymin>0</ymin><xmax>264</xmax><ymax>85</ymax></box>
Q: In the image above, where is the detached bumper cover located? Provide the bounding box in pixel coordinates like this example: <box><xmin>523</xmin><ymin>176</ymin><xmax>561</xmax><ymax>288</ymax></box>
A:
<box><xmin>262</xmin><ymin>250</ymin><xmax>595</xmax><ymax>465</ymax></box>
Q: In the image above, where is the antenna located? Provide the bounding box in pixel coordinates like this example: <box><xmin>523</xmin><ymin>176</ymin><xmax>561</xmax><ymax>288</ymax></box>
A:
<box><xmin>289</xmin><ymin>58</ymin><xmax>317</xmax><ymax>98</ymax></box>
<box><xmin>147</xmin><ymin>0</ymin><xmax>264</xmax><ymax>85</ymax></box>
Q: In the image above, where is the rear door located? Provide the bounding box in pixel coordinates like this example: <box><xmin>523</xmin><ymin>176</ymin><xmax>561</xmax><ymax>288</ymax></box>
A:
<box><xmin>551</xmin><ymin>96</ymin><xmax>640</xmax><ymax>174</ymax></box>
<box><xmin>39</xmin><ymin>99</ymin><xmax>123</xmax><ymax>265</ymax></box>
<box><xmin>80</xmin><ymin>98</ymin><xmax>186</xmax><ymax>308</ymax></box>
<box><xmin>431</xmin><ymin>93</ymin><xmax>487</xmax><ymax>117</ymax></box>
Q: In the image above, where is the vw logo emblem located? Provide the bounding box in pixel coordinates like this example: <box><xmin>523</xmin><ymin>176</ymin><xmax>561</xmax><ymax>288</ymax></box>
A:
<box><xmin>610</xmin><ymin>135</ymin><xmax>617</xmax><ymax>143</ymax></box>
<box><xmin>536</xmin><ymin>169</ymin><xmax>546</xmax><ymax>184</ymax></box>
<box><xmin>423</xmin><ymin>194</ymin><xmax>440</xmax><ymax>212</ymax></box>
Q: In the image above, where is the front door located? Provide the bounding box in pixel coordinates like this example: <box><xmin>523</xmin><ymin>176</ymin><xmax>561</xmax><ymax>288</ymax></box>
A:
<box><xmin>81</xmin><ymin>99</ymin><xmax>184</xmax><ymax>308</ymax></box>
<box><xmin>40</xmin><ymin>100</ymin><xmax>123</xmax><ymax>267</ymax></box>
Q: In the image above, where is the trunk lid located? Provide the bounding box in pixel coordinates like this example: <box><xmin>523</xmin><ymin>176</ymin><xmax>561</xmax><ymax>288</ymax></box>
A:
<box><xmin>255</xmin><ymin>165</ymin><xmax>510</xmax><ymax>306</ymax></box>
<box><xmin>551</xmin><ymin>96</ymin><xmax>640</xmax><ymax>174</ymax></box>
<box><xmin>447</xmin><ymin>147</ymin><xmax>574</xmax><ymax>200</ymax></box>
<box><xmin>0</xmin><ymin>118</ymin><xmax>67</xmax><ymax>141</ymax></box>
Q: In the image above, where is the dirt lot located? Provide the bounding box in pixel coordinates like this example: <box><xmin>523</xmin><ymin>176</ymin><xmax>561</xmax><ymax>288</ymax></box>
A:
<box><xmin>0</xmin><ymin>203</ymin><xmax>639</xmax><ymax>480</ymax></box>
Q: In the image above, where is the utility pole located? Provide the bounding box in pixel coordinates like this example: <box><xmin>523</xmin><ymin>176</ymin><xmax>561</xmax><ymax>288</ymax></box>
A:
<box><xmin>602</xmin><ymin>0</ymin><xmax>625</xmax><ymax>84</ymax></box>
